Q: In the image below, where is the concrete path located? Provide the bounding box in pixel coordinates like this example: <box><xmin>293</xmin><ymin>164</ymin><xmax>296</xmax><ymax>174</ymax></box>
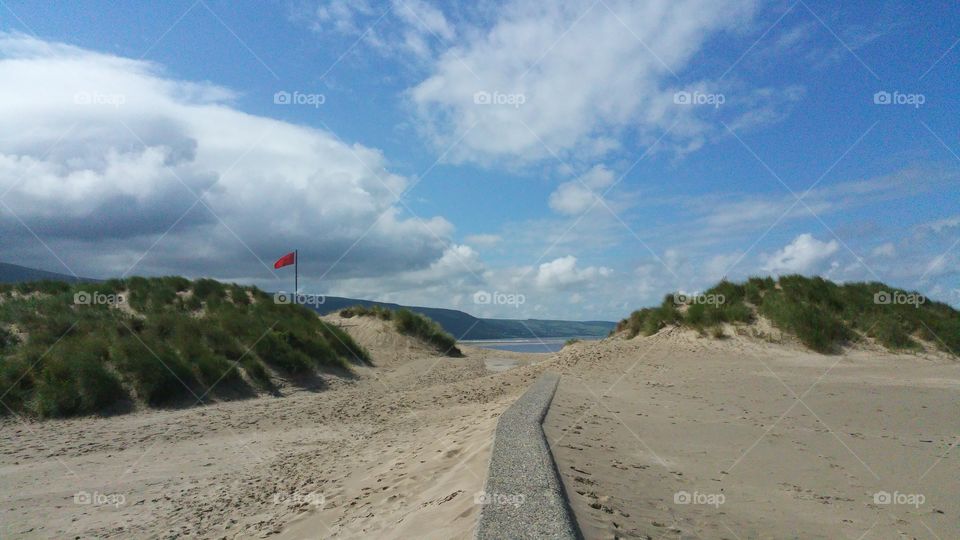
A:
<box><xmin>475</xmin><ymin>372</ymin><xmax>581</xmax><ymax>539</ymax></box>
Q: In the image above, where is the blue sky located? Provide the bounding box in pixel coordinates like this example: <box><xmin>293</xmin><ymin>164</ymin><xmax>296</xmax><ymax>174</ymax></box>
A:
<box><xmin>0</xmin><ymin>0</ymin><xmax>958</xmax><ymax>320</ymax></box>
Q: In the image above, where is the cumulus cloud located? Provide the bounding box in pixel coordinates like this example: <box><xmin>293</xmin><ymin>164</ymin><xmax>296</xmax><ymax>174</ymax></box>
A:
<box><xmin>534</xmin><ymin>255</ymin><xmax>612</xmax><ymax>289</ymax></box>
<box><xmin>548</xmin><ymin>164</ymin><xmax>616</xmax><ymax>215</ymax></box>
<box><xmin>0</xmin><ymin>33</ymin><xmax>452</xmax><ymax>283</ymax></box>
<box><xmin>548</xmin><ymin>184</ymin><xmax>597</xmax><ymax>216</ymax></box>
<box><xmin>762</xmin><ymin>234</ymin><xmax>840</xmax><ymax>275</ymax></box>
<box><xmin>327</xmin><ymin>243</ymin><xmax>484</xmax><ymax>300</ymax></box>
<box><xmin>409</xmin><ymin>0</ymin><xmax>777</xmax><ymax>165</ymax></box>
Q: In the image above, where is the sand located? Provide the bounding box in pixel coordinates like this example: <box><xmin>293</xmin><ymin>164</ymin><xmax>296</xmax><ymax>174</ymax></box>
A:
<box><xmin>544</xmin><ymin>327</ymin><xmax>959</xmax><ymax>539</ymax></box>
<box><xmin>0</xmin><ymin>315</ymin><xmax>546</xmax><ymax>538</ymax></box>
<box><xmin>2</xmin><ymin>315</ymin><xmax>957</xmax><ymax>539</ymax></box>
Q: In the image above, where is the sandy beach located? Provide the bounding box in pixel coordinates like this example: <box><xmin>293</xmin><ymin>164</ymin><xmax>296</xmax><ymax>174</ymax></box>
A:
<box><xmin>1</xmin><ymin>317</ymin><xmax>957</xmax><ymax>539</ymax></box>
<box><xmin>545</xmin><ymin>328</ymin><xmax>959</xmax><ymax>539</ymax></box>
<box><xmin>0</xmin><ymin>315</ymin><xmax>546</xmax><ymax>539</ymax></box>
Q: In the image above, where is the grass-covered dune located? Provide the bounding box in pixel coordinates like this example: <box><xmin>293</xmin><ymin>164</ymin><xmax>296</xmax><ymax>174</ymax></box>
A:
<box><xmin>339</xmin><ymin>304</ymin><xmax>462</xmax><ymax>356</ymax></box>
<box><xmin>0</xmin><ymin>277</ymin><xmax>370</xmax><ymax>418</ymax></box>
<box><xmin>616</xmin><ymin>275</ymin><xmax>960</xmax><ymax>355</ymax></box>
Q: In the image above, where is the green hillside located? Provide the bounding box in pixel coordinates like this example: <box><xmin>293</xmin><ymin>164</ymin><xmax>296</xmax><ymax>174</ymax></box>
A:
<box><xmin>0</xmin><ymin>277</ymin><xmax>370</xmax><ymax>418</ymax></box>
<box><xmin>0</xmin><ymin>262</ymin><xmax>97</xmax><ymax>284</ymax></box>
<box><xmin>617</xmin><ymin>275</ymin><xmax>959</xmax><ymax>355</ymax></box>
<box><xmin>315</xmin><ymin>295</ymin><xmax>615</xmax><ymax>339</ymax></box>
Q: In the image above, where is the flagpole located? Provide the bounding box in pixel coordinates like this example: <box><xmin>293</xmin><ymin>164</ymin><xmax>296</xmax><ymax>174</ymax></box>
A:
<box><xmin>294</xmin><ymin>249</ymin><xmax>298</xmax><ymax>301</ymax></box>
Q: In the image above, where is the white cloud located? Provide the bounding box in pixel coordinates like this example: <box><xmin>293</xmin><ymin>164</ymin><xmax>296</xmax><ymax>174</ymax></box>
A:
<box><xmin>464</xmin><ymin>233</ymin><xmax>501</xmax><ymax>247</ymax></box>
<box><xmin>393</xmin><ymin>0</ymin><xmax>454</xmax><ymax>41</ymax></box>
<box><xmin>762</xmin><ymin>234</ymin><xmax>840</xmax><ymax>275</ymax></box>
<box><xmin>548</xmin><ymin>164</ymin><xmax>616</xmax><ymax>215</ymax></box>
<box><xmin>682</xmin><ymin>166</ymin><xmax>957</xmax><ymax>246</ymax></box>
<box><xmin>409</xmin><ymin>0</ymin><xmax>766</xmax><ymax>165</ymax></box>
<box><xmin>534</xmin><ymin>255</ymin><xmax>612</xmax><ymax>289</ymax></box>
<box><xmin>579</xmin><ymin>165</ymin><xmax>616</xmax><ymax>189</ymax></box>
<box><xmin>705</xmin><ymin>252</ymin><xmax>743</xmax><ymax>281</ymax></box>
<box><xmin>872</xmin><ymin>242</ymin><xmax>896</xmax><ymax>257</ymax></box>
<box><xmin>306</xmin><ymin>0</ymin><xmax>453</xmax><ymax>60</ymax></box>
<box><xmin>312</xmin><ymin>0</ymin><xmax>378</xmax><ymax>34</ymax></box>
<box><xmin>922</xmin><ymin>215</ymin><xmax>960</xmax><ymax>234</ymax></box>
<box><xmin>0</xmin><ymin>33</ymin><xmax>452</xmax><ymax>283</ymax></box>
<box><xmin>548</xmin><ymin>183</ymin><xmax>597</xmax><ymax>216</ymax></box>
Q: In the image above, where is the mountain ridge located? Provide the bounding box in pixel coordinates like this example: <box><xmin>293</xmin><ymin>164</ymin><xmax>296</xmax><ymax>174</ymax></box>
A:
<box><xmin>0</xmin><ymin>262</ymin><xmax>98</xmax><ymax>283</ymax></box>
<box><xmin>310</xmin><ymin>296</ymin><xmax>614</xmax><ymax>339</ymax></box>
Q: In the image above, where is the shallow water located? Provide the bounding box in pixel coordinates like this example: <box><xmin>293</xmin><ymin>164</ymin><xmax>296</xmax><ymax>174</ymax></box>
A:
<box><xmin>463</xmin><ymin>336</ymin><xmax>600</xmax><ymax>354</ymax></box>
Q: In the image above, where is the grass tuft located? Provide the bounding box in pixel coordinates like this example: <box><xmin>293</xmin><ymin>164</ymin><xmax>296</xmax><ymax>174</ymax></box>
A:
<box><xmin>340</xmin><ymin>304</ymin><xmax>392</xmax><ymax>320</ymax></box>
<box><xmin>0</xmin><ymin>277</ymin><xmax>368</xmax><ymax>418</ymax></box>
<box><xmin>339</xmin><ymin>305</ymin><xmax>460</xmax><ymax>356</ymax></box>
<box><xmin>617</xmin><ymin>275</ymin><xmax>958</xmax><ymax>356</ymax></box>
<box><xmin>393</xmin><ymin>309</ymin><xmax>461</xmax><ymax>356</ymax></box>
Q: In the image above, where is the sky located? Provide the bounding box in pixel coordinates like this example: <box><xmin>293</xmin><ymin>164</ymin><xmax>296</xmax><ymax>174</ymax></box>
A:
<box><xmin>0</xmin><ymin>0</ymin><xmax>958</xmax><ymax>321</ymax></box>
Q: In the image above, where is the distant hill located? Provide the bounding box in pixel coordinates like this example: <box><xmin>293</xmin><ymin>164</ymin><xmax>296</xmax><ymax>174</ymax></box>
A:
<box><xmin>0</xmin><ymin>262</ymin><xmax>98</xmax><ymax>283</ymax></box>
<box><xmin>311</xmin><ymin>296</ymin><xmax>615</xmax><ymax>340</ymax></box>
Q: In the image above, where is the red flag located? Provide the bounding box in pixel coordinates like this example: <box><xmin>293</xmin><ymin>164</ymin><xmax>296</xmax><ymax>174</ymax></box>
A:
<box><xmin>274</xmin><ymin>251</ymin><xmax>296</xmax><ymax>269</ymax></box>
